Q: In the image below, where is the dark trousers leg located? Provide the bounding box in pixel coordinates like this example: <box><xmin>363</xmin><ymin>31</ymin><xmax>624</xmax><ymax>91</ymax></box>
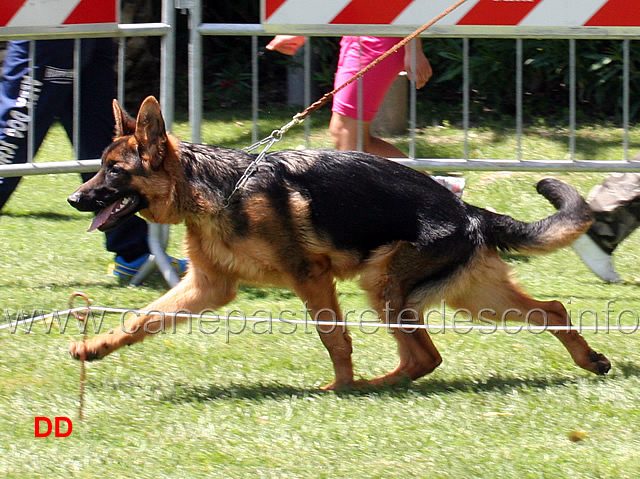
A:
<box><xmin>60</xmin><ymin>39</ymin><xmax>150</xmax><ymax>261</ymax></box>
<box><xmin>0</xmin><ymin>39</ymin><xmax>149</xmax><ymax>261</ymax></box>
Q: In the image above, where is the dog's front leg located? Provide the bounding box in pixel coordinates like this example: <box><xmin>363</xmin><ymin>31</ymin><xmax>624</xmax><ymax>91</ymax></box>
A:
<box><xmin>69</xmin><ymin>269</ymin><xmax>237</xmax><ymax>361</ymax></box>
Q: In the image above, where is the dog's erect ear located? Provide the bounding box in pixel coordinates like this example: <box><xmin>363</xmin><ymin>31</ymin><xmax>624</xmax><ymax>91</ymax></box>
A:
<box><xmin>112</xmin><ymin>99</ymin><xmax>136</xmax><ymax>137</ymax></box>
<box><xmin>134</xmin><ymin>96</ymin><xmax>167</xmax><ymax>169</ymax></box>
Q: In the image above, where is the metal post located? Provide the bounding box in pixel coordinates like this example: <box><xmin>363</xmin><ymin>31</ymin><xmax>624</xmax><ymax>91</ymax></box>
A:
<box><xmin>134</xmin><ymin>0</ymin><xmax>179</xmax><ymax>288</ymax></box>
<box><xmin>622</xmin><ymin>39</ymin><xmax>630</xmax><ymax>161</ymax></box>
<box><xmin>189</xmin><ymin>0</ymin><xmax>202</xmax><ymax>143</ymax></box>
<box><xmin>160</xmin><ymin>0</ymin><xmax>176</xmax><ymax>128</ymax></box>
<box><xmin>569</xmin><ymin>39</ymin><xmax>576</xmax><ymax>161</ymax></box>
<box><xmin>304</xmin><ymin>36</ymin><xmax>311</xmax><ymax>149</ymax></box>
<box><xmin>72</xmin><ymin>38</ymin><xmax>81</xmax><ymax>161</ymax></box>
<box><xmin>463</xmin><ymin>37</ymin><xmax>469</xmax><ymax>160</ymax></box>
<box><xmin>357</xmin><ymin>37</ymin><xmax>363</xmax><ymax>152</ymax></box>
<box><xmin>252</xmin><ymin>35</ymin><xmax>259</xmax><ymax>144</ymax></box>
<box><xmin>409</xmin><ymin>39</ymin><xmax>417</xmax><ymax>159</ymax></box>
<box><xmin>27</xmin><ymin>40</ymin><xmax>35</xmax><ymax>163</ymax></box>
<box><xmin>117</xmin><ymin>37</ymin><xmax>126</xmax><ymax>106</ymax></box>
<box><xmin>516</xmin><ymin>38</ymin><xmax>523</xmax><ymax>161</ymax></box>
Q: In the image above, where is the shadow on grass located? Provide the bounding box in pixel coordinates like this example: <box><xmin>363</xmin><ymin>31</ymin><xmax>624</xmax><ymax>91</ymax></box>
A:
<box><xmin>160</xmin><ymin>363</ymin><xmax>640</xmax><ymax>404</ymax></box>
<box><xmin>544</xmin><ymin>131</ymin><xmax>640</xmax><ymax>160</ymax></box>
<box><xmin>616</xmin><ymin>361</ymin><xmax>640</xmax><ymax>378</ymax></box>
<box><xmin>409</xmin><ymin>124</ymin><xmax>640</xmax><ymax>161</ymax></box>
<box><xmin>405</xmin><ymin>371</ymin><xmax>616</xmax><ymax>397</ymax></box>
<box><xmin>162</xmin><ymin>382</ymin><xmax>313</xmax><ymax>404</ymax></box>
<box><xmin>238</xmin><ymin>285</ymin><xmax>297</xmax><ymax>301</ymax></box>
<box><xmin>0</xmin><ymin>276</ymin><xmax>172</xmax><ymax>293</ymax></box>
<box><xmin>1</xmin><ymin>211</ymin><xmax>81</xmax><ymax>221</ymax></box>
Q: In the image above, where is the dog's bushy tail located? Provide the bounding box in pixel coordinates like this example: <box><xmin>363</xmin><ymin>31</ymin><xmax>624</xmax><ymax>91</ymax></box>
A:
<box><xmin>483</xmin><ymin>178</ymin><xmax>593</xmax><ymax>255</ymax></box>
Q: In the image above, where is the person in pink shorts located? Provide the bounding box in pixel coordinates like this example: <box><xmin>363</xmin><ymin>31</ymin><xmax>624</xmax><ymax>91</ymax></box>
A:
<box><xmin>267</xmin><ymin>35</ymin><xmax>465</xmax><ymax>196</ymax></box>
<box><xmin>267</xmin><ymin>35</ymin><xmax>431</xmax><ymax>157</ymax></box>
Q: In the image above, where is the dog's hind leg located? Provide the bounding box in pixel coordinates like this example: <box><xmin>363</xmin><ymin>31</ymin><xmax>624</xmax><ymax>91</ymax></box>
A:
<box><xmin>364</xmin><ymin>295</ymin><xmax>443</xmax><ymax>387</ymax></box>
<box><xmin>291</xmin><ymin>262</ymin><xmax>355</xmax><ymax>390</ymax></box>
<box><xmin>69</xmin><ymin>269</ymin><xmax>238</xmax><ymax>361</ymax></box>
<box><xmin>371</xmin><ymin>315</ymin><xmax>442</xmax><ymax>387</ymax></box>
<box><xmin>446</xmin><ymin>249</ymin><xmax>611</xmax><ymax>375</ymax></box>
<box><xmin>360</xmin><ymin>245</ymin><xmax>443</xmax><ymax>387</ymax></box>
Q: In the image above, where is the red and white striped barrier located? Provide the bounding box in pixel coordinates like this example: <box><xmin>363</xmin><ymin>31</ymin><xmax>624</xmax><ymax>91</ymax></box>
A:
<box><xmin>263</xmin><ymin>0</ymin><xmax>640</xmax><ymax>27</ymax></box>
<box><xmin>1</xmin><ymin>0</ymin><xmax>117</xmax><ymax>33</ymax></box>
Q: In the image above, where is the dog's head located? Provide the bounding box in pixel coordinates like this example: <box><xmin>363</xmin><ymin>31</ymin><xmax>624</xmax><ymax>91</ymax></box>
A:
<box><xmin>68</xmin><ymin>96</ymin><xmax>174</xmax><ymax>232</ymax></box>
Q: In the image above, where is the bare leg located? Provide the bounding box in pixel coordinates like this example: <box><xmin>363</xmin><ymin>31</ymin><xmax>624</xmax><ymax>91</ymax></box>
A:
<box><xmin>329</xmin><ymin>112</ymin><xmax>406</xmax><ymax>158</ymax></box>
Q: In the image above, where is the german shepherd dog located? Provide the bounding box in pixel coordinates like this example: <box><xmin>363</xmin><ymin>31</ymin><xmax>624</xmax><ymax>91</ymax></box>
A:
<box><xmin>67</xmin><ymin>96</ymin><xmax>610</xmax><ymax>389</ymax></box>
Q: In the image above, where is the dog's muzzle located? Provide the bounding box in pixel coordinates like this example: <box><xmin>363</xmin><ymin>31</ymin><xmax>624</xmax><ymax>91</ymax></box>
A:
<box><xmin>67</xmin><ymin>191</ymin><xmax>94</xmax><ymax>212</ymax></box>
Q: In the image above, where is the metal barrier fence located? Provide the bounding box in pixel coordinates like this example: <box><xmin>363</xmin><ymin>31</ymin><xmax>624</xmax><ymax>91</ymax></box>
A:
<box><xmin>184</xmin><ymin>0</ymin><xmax>640</xmax><ymax>172</ymax></box>
<box><xmin>2</xmin><ymin>2</ymin><xmax>639</xmax><ymax>177</ymax></box>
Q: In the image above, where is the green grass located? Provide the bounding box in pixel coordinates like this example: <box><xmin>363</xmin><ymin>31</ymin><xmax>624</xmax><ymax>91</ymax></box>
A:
<box><xmin>1</xmin><ymin>112</ymin><xmax>640</xmax><ymax>478</ymax></box>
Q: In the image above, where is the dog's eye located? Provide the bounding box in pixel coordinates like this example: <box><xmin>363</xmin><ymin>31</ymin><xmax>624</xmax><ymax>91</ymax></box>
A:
<box><xmin>108</xmin><ymin>164</ymin><xmax>123</xmax><ymax>175</ymax></box>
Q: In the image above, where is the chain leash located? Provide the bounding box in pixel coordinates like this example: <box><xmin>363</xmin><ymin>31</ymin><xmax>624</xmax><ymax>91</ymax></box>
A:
<box><xmin>224</xmin><ymin>115</ymin><xmax>304</xmax><ymax>207</ymax></box>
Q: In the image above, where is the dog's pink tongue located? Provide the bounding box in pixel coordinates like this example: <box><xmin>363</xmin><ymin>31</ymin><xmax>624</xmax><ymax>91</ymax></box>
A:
<box><xmin>88</xmin><ymin>203</ymin><xmax>117</xmax><ymax>232</ymax></box>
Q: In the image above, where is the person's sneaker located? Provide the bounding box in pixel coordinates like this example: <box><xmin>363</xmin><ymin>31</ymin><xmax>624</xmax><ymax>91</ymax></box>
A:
<box><xmin>171</xmin><ymin>256</ymin><xmax>189</xmax><ymax>274</ymax></box>
<box><xmin>572</xmin><ymin>234</ymin><xmax>621</xmax><ymax>283</ymax></box>
<box><xmin>109</xmin><ymin>254</ymin><xmax>189</xmax><ymax>278</ymax></box>
<box><xmin>432</xmin><ymin>176</ymin><xmax>466</xmax><ymax>198</ymax></box>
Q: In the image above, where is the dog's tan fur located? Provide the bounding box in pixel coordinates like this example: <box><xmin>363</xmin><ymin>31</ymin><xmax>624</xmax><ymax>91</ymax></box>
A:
<box><xmin>67</xmin><ymin>97</ymin><xmax>610</xmax><ymax>389</ymax></box>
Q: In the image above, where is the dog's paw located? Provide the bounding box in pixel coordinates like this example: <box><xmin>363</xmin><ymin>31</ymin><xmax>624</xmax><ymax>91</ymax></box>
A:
<box><xmin>588</xmin><ymin>351</ymin><xmax>611</xmax><ymax>375</ymax></box>
<box><xmin>68</xmin><ymin>340</ymin><xmax>103</xmax><ymax>361</ymax></box>
<box><xmin>321</xmin><ymin>379</ymin><xmax>371</xmax><ymax>392</ymax></box>
<box><xmin>69</xmin><ymin>340</ymin><xmax>86</xmax><ymax>361</ymax></box>
<box><xmin>320</xmin><ymin>380</ymin><xmax>343</xmax><ymax>391</ymax></box>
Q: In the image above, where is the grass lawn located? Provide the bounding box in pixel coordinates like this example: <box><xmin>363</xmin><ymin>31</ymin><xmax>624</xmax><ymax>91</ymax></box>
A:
<box><xmin>1</xmin><ymin>108</ymin><xmax>639</xmax><ymax>478</ymax></box>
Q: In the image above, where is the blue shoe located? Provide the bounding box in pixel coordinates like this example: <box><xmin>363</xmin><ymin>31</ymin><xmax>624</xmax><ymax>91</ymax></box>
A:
<box><xmin>171</xmin><ymin>257</ymin><xmax>190</xmax><ymax>275</ymax></box>
<box><xmin>110</xmin><ymin>254</ymin><xmax>189</xmax><ymax>278</ymax></box>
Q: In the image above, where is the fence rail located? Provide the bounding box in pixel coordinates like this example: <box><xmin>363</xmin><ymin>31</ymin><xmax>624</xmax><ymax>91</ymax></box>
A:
<box><xmin>6</xmin><ymin>158</ymin><xmax>640</xmax><ymax>179</ymax></box>
<box><xmin>199</xmin><ymin>23</ymin><xmax>640</xmax><ymax>40</ymax></box>
<box><xmin>0</xmin><ymin>160</ymin><xmax>100</xmax><ymax>177</ymax></box>
<box><xmin>0</xmin><ymin>23</ymin><xmax>171</xmax><ymax>41</ymax></box>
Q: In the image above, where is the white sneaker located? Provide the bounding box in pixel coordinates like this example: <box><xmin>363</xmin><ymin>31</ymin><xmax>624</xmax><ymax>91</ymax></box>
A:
<box><xmin>432</xmin><ymin>176</ymin><xmax>466</xmax><ymax>198</ymax></box>
<box><xmin>572</xmin><ymin>234</ymin><xmax>621</xmax><ymax>283</ymax></box>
